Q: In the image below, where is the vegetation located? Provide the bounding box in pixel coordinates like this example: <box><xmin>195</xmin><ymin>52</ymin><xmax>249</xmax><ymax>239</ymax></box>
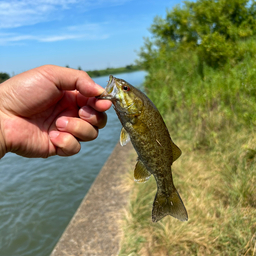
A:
<box><xmin>0</xmin><ymin>72</ymin><xmax>10</xmax><ymax>83</ymax></box>
<box><xmin>85</xmin><ymin>64</ymin><xmax>142</xmax><ymax>77</ymax></box>
<box><xmin>119</xmin><ymin>0</ymin><xmax>256</xmax><ymax>255</ymax></box>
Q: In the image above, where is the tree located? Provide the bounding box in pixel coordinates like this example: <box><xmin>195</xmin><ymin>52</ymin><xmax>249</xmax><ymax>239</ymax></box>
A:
<box><xmin>0</xmin><ymin>72</ymin><xmax>10</xmax><ymax>83</ymax></box>
<box><xmin>139</xmin><ymin>0</ymin><xmax>256</xmax><ymax>69</ymax></box>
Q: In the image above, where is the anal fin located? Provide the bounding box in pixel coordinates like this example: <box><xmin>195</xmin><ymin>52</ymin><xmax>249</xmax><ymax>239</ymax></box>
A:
<box><xmin>171</xmin><ymin>141</ymin><xmax>182</xmax><ymax>162</ymax></box>
<box><xmin>134</xmin><ymin>160</ymin><xmax>151</xmax><ymax>183</ymax></box>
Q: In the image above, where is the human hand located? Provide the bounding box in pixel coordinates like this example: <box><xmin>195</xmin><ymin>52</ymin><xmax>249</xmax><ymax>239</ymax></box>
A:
<box><xmin>0</xmin><ymin>65</ymin><xmax>112</xmax><ymax>158</ymax></box>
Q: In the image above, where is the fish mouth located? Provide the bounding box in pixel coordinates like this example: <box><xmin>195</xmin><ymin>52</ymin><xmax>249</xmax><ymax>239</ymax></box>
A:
<box><xmin>96</xmin><ymin>75</ymin><xmax>118</xmax><ymax>100</ymax></box>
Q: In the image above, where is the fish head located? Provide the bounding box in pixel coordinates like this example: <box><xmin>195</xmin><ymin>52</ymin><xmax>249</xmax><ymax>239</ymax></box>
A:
<box><xmin>98</xmin><ymin>75</ymin><xmax>144</xmax><ymax>115</ymax></box>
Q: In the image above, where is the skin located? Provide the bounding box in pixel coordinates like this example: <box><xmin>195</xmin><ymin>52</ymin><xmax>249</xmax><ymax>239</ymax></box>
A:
<box><xmin>0</xmin><ymin>65</ymin><xmax>112</xmax><ymax>159</ymax></box>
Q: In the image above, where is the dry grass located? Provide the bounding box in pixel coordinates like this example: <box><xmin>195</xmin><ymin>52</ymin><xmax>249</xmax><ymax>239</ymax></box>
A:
<box><xmin>119</xmin><ymin>124</ymin><xmax>256</xmax><ymax>256</ymax></box>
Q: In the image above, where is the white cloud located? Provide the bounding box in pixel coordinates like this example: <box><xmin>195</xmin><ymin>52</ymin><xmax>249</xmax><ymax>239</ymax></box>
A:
<box><xmin>0</xmin><ymin>0</ymin><xmax>59</xmax><ymax>28</ymax></box>
<box><xmin>0</xmin><ymin>0</ymin><xmax>131</xmax><ymax>29</ymax></box>
<box><xmin>0</xmin><ymin>23</ymin><xmax>109</xmax><ymax>45</ymax></box>
<box><xmin>0</xmin><ymin>33</ymin><xmax>109</xmax><ymax>44</ymax></box>
<box><xmin>39</xmin><ymin>34</ymin><xmax>83</xmax><ymax>42</ymax></box>
<box><xmin>38</xmin><ymin>33</ymin><xmax>109</xmax><ymax>42</ymax></box>
<box><xmin>0</xmin><ymin>0</ymin><xmax>130</xmax><ymax>44</ymax></box>
<box><xmin>0</xmin><ymin>0</ymin><xmax>83</xmax><ymax>28</ymax></box>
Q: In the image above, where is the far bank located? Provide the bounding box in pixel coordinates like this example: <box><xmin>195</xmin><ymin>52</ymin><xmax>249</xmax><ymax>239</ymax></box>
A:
<box><xmin>85</xmin><ymin>64</ymin><xmax>143</xmax><ymax>78</ymax></box>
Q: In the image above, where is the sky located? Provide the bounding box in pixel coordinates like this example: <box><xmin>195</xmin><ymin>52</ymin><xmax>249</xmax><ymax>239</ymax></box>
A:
<box><xmin>0</xmin><ymin>0</ymin><xmax>184</xmax><ymax>75</ymax></box>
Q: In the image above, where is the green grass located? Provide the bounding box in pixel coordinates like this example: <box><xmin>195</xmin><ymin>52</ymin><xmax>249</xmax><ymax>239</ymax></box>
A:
<box><xmin>118</xmin><ymin>49</ymin><xmax>256</xmax><ymax>255</ymax></box>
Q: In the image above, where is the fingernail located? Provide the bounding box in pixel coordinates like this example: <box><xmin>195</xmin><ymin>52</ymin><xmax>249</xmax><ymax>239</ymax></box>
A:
<box><xmin>49</xmin><ymin>131</ymin><xmax>60</xmax><ymax>138</ymax></box>
<box><xmin>80</xmin><ymin>106</ymin><xmax>93</xmax><ymax>119</ymax></box>
<box><xmin>56</xmin><ymin>118</ymin><xmax>68</xmax><ymax>129</ymax></box>
<box><xmin>95</xmin><ymin>83</ymin><xmax>105</xmax><ymax>95</ymax></box>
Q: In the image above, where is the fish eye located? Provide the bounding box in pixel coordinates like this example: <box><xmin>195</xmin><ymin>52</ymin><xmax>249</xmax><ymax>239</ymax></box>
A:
<box><xmin>122</xmin><ymin>85</ymin><xmax>130</xmax><ymax>91</ymax></box>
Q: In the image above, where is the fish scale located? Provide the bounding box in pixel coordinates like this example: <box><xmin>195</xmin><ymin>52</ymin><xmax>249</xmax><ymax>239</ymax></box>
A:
<box><xmin>97</xmin><ymin>75</ymin><xmax>188</xmax><ymax>222</ymax></box>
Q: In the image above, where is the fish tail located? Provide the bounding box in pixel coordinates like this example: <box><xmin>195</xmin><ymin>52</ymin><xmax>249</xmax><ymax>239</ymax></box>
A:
<box><xmin>152</xmin><ymin>189</ymin><xmax>188</xmax><ymax>222</ymax></box>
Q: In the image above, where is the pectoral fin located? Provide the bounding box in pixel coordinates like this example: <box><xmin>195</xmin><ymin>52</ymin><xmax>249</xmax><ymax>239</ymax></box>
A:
<box><xmin>134</xmin><ymin>160</ymin><xmax>151</xmax><ymax>183</ymax></box>
<box><xmin>120</xmin><ymin>127</ymin><xmax>130</xmax><ymax>146</ymax></box>
<box><xmin>171</xmin><ymin>141</ymin><xmax>182</xmax><ymax>162</ymax></box>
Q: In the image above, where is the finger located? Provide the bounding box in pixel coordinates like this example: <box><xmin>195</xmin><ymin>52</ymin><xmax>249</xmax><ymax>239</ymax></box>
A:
<box><xmin>56</xmin><ymin>116</ymin><xmax>99</xmax><ymax>141</ymax></box>
<box><xmin>76</xmin><ymin>92</ymin><xmax>112</xmax><ymax>112</ymax></box>
<box><xmin>87</xmin><ymin>97</ymin><xmax>112</xmax><ymax>112</ymax></box>
<box><xmin>49</xmin><ymin>131</ymin><xmax>81</xmax><ymax>156</ymax></box>
<box><xmin>38</xmin><ymin>65</ymin><xmax>105</xmax><ymax>97</ymax></box>
<box><xmin>79</xmin><ymin>106</ymin><xmax>108</xmax><ymax>129</ymax></box>
<box><xmin>77</xmin><ymin>92</ymin><xmax>89</xmax><ymax>107</ymax></box>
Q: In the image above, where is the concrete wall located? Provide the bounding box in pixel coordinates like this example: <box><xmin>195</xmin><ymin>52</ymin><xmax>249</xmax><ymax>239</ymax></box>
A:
<box><xmin>51</xmin><ymin>142</ymin><xmax>136</xmax><ymax>256</ymax></box>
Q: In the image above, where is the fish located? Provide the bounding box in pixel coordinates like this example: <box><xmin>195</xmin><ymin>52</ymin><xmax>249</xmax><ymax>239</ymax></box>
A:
<box><xmin>97</xmin><ymin>75</ymin><xmax>188</xmax><ymax>222</ymax></box>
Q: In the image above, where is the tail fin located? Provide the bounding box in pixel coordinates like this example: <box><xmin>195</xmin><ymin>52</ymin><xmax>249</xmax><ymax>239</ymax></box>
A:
<box><xmin>152</xmin><ymin>189</ymin><xmax>188</xmax><ymax>222</ymax></box>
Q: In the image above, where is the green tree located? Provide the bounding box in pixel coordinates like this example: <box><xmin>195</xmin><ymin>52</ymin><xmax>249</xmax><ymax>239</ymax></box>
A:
<box><xmin>139</xmin><ymin>0</ymin><xmax>256</xmax><ymax>70</ymax></box>
<box><xmin>0</xmin><ymin>72</ymin><xmax>10</xmax><ymax>83</ymax></box>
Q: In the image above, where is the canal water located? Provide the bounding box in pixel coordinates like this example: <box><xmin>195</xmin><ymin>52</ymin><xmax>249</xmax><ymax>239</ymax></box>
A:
<box><xmin>0</xmin><ymin>70</ymin><xmax>147</xmax><ymax>256</ymax></box>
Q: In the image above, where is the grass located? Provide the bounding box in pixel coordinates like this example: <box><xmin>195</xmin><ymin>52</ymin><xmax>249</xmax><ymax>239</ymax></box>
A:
<box><xmin>120</xmin><ymin>131</ymin><xmax>256</xmax><ymax>255</ymax></box>
<box><xmin>118</xmin><ymin>49</ymin><xmax>256</xmax><ymax>255</ymax></box>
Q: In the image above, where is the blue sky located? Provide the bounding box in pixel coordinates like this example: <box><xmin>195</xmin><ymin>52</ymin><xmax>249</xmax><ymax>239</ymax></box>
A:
<box><xmin>0</xmin><ymin>0</ymin><xmax>184</xmax><ymax>75</ymax></box>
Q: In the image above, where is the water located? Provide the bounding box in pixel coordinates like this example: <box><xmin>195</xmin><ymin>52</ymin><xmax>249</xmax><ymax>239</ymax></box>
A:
<box><xmin>0</xmin><ymin>71</ymin><xmax>147</xmax><ymax>256</ymax></box>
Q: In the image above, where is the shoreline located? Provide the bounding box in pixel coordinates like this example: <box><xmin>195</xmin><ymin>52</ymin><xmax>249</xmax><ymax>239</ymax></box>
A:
<box><xmin>85</xmin><ymin>65</ymin><xmax>142</xmax><ymax>78</ymax></box>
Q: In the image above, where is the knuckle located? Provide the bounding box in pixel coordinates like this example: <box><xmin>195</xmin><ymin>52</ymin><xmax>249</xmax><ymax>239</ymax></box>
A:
<box><xmin>59</xmin><ymin>136</ymin><xmax>81</xmax><ymax>156</ymax></box>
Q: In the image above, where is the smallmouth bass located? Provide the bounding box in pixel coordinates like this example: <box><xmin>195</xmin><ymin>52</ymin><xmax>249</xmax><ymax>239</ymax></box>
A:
<box><xmin>98</xmin><ymin>75</ymin><xmax>188</xmax><ymax>222</ymax></box>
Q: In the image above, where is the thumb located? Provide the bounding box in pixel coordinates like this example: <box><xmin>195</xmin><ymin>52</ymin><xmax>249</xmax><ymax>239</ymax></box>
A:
<box><xmin>39</xmin><ymin>65</ymin><xmax>105</xmax><ymax>97</ymax></box>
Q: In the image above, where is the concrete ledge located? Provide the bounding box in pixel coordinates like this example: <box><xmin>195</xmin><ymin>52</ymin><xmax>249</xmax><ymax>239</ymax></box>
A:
<box><xmin>51</xmin><ymin>142</ymin><xmax>136</xmax><ymax>256</ymax></box>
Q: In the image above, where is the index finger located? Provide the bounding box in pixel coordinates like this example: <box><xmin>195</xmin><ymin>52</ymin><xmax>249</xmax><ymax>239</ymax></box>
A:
<box><xmin>77</xmin><ymin>93</ymin><xmax>112</xmax><ymax>112</ymax></box>
<box><xmin>39</xmin><ymin>65</ymin><xmax>105</xmax><ymax>97</ymax></box>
